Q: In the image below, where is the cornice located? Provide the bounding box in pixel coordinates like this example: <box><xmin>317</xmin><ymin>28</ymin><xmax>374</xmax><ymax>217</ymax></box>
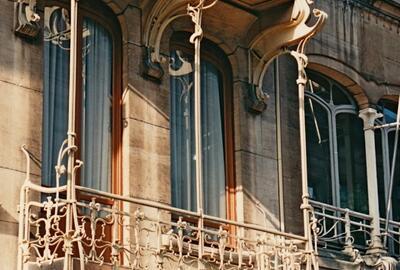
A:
<box><xmin>339</xmin><ymin>0</ymin><xmax>400</xmax><ymax>21</ymax></box>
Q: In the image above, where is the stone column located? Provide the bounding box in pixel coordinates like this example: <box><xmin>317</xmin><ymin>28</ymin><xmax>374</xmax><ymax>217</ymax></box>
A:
<box><xmin>359</xmin><ymin>108</ymin><xmax>385</xmax><ymax>254</ymax></box>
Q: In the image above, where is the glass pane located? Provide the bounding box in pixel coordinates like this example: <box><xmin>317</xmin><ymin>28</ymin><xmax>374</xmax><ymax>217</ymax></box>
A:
<box><xmin>170</xmin><ymin>50</ymin><xmax>196</xmax><ymax>212</ymax></box>
<box><xmin>307</xmin><ymin>74</ymin><xmax>331</xmax><ymax>103</ymax></box>
<box><xmin>305</xmin><ymin>97</ymin><xmax>332</xmax><ymax>204</ymax></box>
<box><xmin>384</xmin><ymin>108</ymin><xmax>397</xmax><ymax>124</ymax></box>
<box><xmin>376</xmin><ymin>130</ymin><xmax>388</xmax><ymax>218</ymax></box>
<box><xmin>378</xmin><ymin>100</ymin><xmax>398</xmax><ymax>124</ymax></box>
<box><xmin>42</xmin><ymin>7</ymin><xmax>71</xmax><ymax>186</ymax></box>
<box><xmin>201</xmin><ymin>60</ymin><xmax>226</xmax><ymax>218</ymax></box>
<box><xmin>170</xmin><ymin>50</ymin><xmax>226</xmax><ymax>217</ymax></box>
<box><xmin>336</xmin><ymin>113</ymin><xmax>368</xmax><ymax>213</ymax></box>
<box><xmin>80</xmin><ymin>17</ymin><xmax>113</xmax><ymax>192</ymax></box>
<box><xmin>332</xmin><ymin>84</ymin><xmax>351</xmax><ymax>105</ymax></box>
<box><xmin>388</xmin><ymin>130</ymin><xmax>400</xmax><ymax>221</ymax></box>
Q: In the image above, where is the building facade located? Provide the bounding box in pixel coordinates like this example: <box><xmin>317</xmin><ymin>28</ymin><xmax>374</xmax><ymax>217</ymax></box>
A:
<box><xmin>0</xmin><ymin>0</ymin><xmax>400</xmax><ymax>269</ymax></box>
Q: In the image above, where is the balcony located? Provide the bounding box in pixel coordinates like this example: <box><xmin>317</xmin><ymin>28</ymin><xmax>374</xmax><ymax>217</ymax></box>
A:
<box><xmin>309</xmin><ymin>200</ymin><xmax>400</xmax><ymax>261</ymax></box>
<box><xmin>17</xmin><ymin>150</ymin><xmax>316</xmax><ymax>270</ymax></box>
<box><xmin>18</xmin><ymin>185</ymin><xmax>313</xmax><ymax>269</ymax></box>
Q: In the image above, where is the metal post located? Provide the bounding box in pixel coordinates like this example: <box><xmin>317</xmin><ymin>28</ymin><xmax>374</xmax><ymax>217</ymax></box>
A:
<box><xmin>275</xmin><ymin>58</ymin><xmax>285</xmax><ymax>232</ymax></box>
<box><xmin>359</xmin><ymin>108</ymin><xmax>385</xmax><ymax>254</ymax></box>
<box><xmin>188</xmin><ymin>2</ymin><xmax>205</xmax><ymax>269</ymax></box>
<box><xmin>192</xmin><ymin>11</ymin><xmax>203</xmax><ymax>223</ymax></box>
<box><xmin>290</xmin><ymin>50</ymin><xmax>317</xmax><ymax>269</ymax></box>
<box><xmin>343</xmin><ymin>209</ymin><xmax>354</xmax><ymax>255</ymax></box>
<box><xmin>298</xmin><ymin>74</ymin><xmax>311</xmax><ymax>240</ymax></box>
<box><xmin>187</xmin><ymin>2</ymin><xmax>218</xmax><ymax>268</ymax></box>
<box><xmin>64</xmin><ymin>0</ymin><xmax>78</xmax><ymax>269</ymax></box>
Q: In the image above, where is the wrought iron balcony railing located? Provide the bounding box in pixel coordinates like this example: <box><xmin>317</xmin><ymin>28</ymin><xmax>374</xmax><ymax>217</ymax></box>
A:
<box><xmin>17</xmin><ymin>147</ymin><xmax>318</xmax><ymax>270</ymax></box>
<box><xmin>309</xmin><ymin>200</ymin><xmax>400</xmax><ymax>259</ymax></box>
<box><xmin>18</xmin><ymin>185</ymin><xmax>315</xmax><ymax>269</ymax></box>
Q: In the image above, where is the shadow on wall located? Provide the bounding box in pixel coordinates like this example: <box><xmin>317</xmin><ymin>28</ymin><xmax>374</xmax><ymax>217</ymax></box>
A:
<box><xmin>242</xmin><ymin>187</ymin><xmax>280</xmax><ymax>229</ymax></box>
<box><xmin>0</xmin><ymin>206</ymin><xmax>18</xmax><ymax>236</ymax></box>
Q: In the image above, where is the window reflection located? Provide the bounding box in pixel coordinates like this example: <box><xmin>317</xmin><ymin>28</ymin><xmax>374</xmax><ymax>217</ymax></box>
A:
<box><xmin>336</xmin><ymin>113</ymin><xmax>368</xmax><ymax>213</ymax></box>
<box><xmin>305</xmin><ymin>72</ymin><xmax>368</xmax><ymax>213</ymax></box>
<box><xmin>376</xmin><ymin>100</ymin><xmax>400</xmax><ymax>221</ymax></box>
<box><xmin>306</xmin><ymin>97</ymin><xmax>332</xmax><ymax>204</ymax></box>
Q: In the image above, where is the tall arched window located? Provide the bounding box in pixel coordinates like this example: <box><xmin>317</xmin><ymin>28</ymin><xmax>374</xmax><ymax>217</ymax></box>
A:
<box><xmin>376</xmin><ymin>99</ymin><xmax>400</xmax><ymax>220</ymax></box>
<box><xmin>41</xmin><ymin>1</ymin><xmax>122</xmax><ymax>194</ymax></box>
<box><xmin>305</xmin><ymin>71</ymin><xmax>368</xmax><ymax>213</ymax></box>
<box><xmin>169</xmin><ymin>33</ymin><xmax>235</xmax><ymax>219</ymax></box>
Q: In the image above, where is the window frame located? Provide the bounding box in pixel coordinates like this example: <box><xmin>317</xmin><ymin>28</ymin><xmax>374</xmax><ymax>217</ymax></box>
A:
<box><xmin>41</xmin><ymin>0</ymin><xmax>123</xmax><ymax>196</ymax></box>
<box><xmin>306</xmin><ymin>70</ymin><xmax>366</xmax><ymax>210</ymax></box>
<box><xmin>169</xmin><ymin>32</ymin><xmax>236</xmax><ymax>220</ymax></box>
<box><xmin>376</xmin><ymin>99</ymin><xmax>399</xmax><ymax>220</ymax></box>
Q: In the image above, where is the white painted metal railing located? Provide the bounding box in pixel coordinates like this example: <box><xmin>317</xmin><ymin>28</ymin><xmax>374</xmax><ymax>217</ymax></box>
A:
<box><xmin>310</xmin><ymin>200</ymin><xmax>400</xmax><ymax>258</ymax></box>
<box><xmin>380</xmin><ymin>218</ymin><xmax>400</xmax><ymax>257</ymax></box>
<box><xmin>17</xmin><ymin>146</ymin><xmax>317</xmax><ymax>269</ymax></box>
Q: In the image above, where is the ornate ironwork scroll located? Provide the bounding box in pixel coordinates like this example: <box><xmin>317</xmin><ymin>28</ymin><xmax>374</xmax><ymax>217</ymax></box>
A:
<box><xmin>17</xmin><ymin>141</ymin><xmax>315</xmax><ymax>269</ymax></box>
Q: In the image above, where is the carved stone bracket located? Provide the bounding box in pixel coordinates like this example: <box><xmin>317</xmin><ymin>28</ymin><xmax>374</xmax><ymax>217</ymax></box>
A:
<box><xmin>142</xmin><ymin>0</ymin><xmax>191</xmax><ymax>81</ymax></box>
<box><xmin>246</xmin><ymin>83</ymin><xmax>269</xmax><ymax>113</ymax></box>
<box><xmin>246</xmin><ymin>0</ymin><xmax>327</xmax><ymax>113</ymax></box>
<box><xmin>142</xmin><ymin>46</ymin><xmax>164</xmax><ymax>82</ymax></box>
<box><xmin>141</xmin><ymin>0</ymin><xmax>216</xmax><ymax>82</ymax></box>
<box><xmin>15</xmin><ymin>0</ymin><xmax>41</xmax><ymax>38</ymax></box>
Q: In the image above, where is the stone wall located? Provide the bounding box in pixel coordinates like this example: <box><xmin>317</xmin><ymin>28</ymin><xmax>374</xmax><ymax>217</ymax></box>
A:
<box><xmin>308</xmin><ymin>0</ymin><xmax>400</xmax><ymax>105</ymax></box>
<box><xmin>0</xmin><ymin>2</ymin><xmax>43</xmax><ymax>269</ymax></box>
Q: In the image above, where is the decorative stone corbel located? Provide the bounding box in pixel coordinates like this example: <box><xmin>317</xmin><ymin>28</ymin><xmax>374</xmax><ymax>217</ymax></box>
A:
<box><xmin>246</xmin><ymin>83</ymin><xmax>270</xmax><ymax>113</ymax></box>
<box><xmin>142</xmin><ymin>46</ymin><xmax>164</xmax><ymax>82</ymax></box>
<box><xmin>142</xmin><ymin>0</ymin><xmax>218</xmax><ymax>82</ymax></box>
<box><xmin>246</xmin><ymin>0</ymin><xmax>327</xmax><ymax>113</ymax></box>
<box><xmin>142</xmin><ymin>0</ymin><xmax>190</xmax><ymax>81</ymax></box>
<box><xmin>15</xmin><ymin>0</ymin><xmax>40</xmax><ymax>38</ymax></box>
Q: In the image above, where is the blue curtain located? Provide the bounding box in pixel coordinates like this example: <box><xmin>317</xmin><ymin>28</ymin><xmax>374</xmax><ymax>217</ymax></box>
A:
<box><xmin>42</xmin><ymin>7</ymin><xmax>70</xmax><ymax>187</ymax></box>
<box><xmin>80</xmin><ymin>18</ymin><xmax>113</xmax><ymax>192</ymax></box>
<box><xmin>42</xmin><ymin>10</ymin><xmax>112</xmax><ymax>192</ymax></box>
<box><xmin>170</xmin><ymin>51</ymin><xmax>226</xmax><ymax>218</ymax></box>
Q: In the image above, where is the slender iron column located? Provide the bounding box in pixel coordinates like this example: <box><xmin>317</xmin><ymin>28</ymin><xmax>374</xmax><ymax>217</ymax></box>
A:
<box><xmin>187</xmin><ymin>2</ymin><xmax>218</xmax><ymax>268</ymax></box>
<box><xmin>291</xmin><ymin>49</ymin><xmax>318</xmax><ymax>270</ymax></box>
<box><xmin>275</xmin><ymin>58</ymin><xmax>285</xmax><ymax>232</ymax></box>
<box><xmin>188</xmin><ymin>3</ymin><xmax>205</xmax><ymax>268</ymax></box>
<box><xmin>64</xmin><ymin>0</ymin><xmax>78</xmax><ymax>269</ymax></box>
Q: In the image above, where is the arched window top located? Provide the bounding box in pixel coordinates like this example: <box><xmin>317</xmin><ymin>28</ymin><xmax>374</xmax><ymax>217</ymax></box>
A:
<box><xmin>306</xmin><ymin>71</ymin><xmax>357</xmax><ymax>108</ymax></box>
<box><xmin>40</xmin><ymin>0</ymin><xmax>122</xmax><ymax>39</ymax></box>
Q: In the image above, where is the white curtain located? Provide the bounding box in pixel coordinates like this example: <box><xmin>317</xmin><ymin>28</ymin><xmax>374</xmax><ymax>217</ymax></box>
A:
<box><xmin>170</xmin><ymin>51</ymin><xmax>226</xmax><ymax>217</ymax></box>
